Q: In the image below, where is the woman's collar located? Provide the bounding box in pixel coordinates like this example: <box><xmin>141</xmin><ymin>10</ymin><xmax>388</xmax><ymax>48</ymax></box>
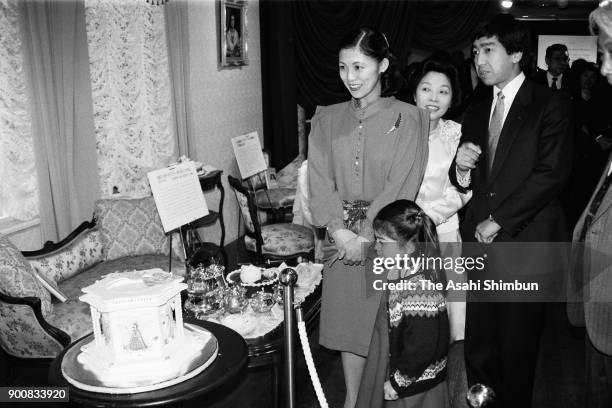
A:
<box><xmin>349</xmin><ymin>96</ymin><xmax>395</xmax><ymax>120</ymax></box>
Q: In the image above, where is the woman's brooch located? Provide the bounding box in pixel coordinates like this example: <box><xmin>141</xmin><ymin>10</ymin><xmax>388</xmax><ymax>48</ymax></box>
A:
<box><xmin>385</xmin><ymin>113</ymin><xmax>402</xmax><ymax>134</ymax></box>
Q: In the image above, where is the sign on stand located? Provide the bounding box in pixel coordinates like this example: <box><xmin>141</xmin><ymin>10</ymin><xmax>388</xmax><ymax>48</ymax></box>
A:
<box><xmin>231</xmin><ymin>131</ymin><xmax>267</xmax><ymax>180</ymax></box>
<box><xmin>147</xmin><ymin>161</ymin><xmax>209</xmax><ymax>233</ymax></box>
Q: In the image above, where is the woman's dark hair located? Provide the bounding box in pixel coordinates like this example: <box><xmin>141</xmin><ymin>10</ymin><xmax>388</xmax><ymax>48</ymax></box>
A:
<box><xmin>473</xmin><ymin>14</ymin><xmax>531</xmax><ymax>71</ymax></box>
<box><xmin>407</xmin><ymin>58</ymin><xmax>462</xmax><ymax>109</ymax></box>
<box><xmin>569</xmin><ymin>58</ymin><xmax>599</xmax><ymax>96</ymax></box>
<box><xmin>337</xmin><ymin>27</ymin><xmax>404</xmax><ymax>97</ymax></box>
<box><xmin>373</xmin><ymin>200</ymin><xmax>444</xmax><ymax>283</ymax></box>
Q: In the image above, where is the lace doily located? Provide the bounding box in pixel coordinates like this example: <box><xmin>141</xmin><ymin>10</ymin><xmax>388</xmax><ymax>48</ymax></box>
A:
<box><xmin>207</xmin><ymin>263</ymin><xmax>323</xmax><ymax>339</ymax></box>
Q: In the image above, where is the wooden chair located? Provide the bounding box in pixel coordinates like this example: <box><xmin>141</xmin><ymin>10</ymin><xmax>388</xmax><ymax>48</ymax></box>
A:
<box><xmin>228</xmin><ymin>175</ymin><xmax>314</xmax><ymax>265</ymax></box>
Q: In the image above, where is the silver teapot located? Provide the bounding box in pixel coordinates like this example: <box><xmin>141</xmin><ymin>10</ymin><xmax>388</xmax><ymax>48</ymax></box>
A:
<box><xmin>185</xmin><ymin>264</ymin><xmax>225</xmax><ymax>316</ymax></box>
<box><xmin>222</xmin><ymin>285</ymin><xmax>248</xmax><ymax>314</ymax></box>
<box><xmin>250</xmin><ymin>290</ymin><xmax>276</xmax><ymax>313</ymax></box>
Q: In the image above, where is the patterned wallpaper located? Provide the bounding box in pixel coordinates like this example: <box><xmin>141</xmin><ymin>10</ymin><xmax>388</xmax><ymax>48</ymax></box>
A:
<box><xmin>188</xmin><ymin>0</ymin><xmax>264</xmax><ymax>248</ymax></box>
<box><xmin>7</xmin><ymin>0</ymin><xmax>264</xmax><ymax>252</ymax></box>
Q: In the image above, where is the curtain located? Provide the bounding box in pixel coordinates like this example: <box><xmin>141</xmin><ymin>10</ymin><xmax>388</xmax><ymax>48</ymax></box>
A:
<box><xmin>292</xmin><ymin>0</ymin><xmax>419</xmax><ymax>113</ymax></box>
<box><xmin>165</xmin><ymin>0</ymin><xmax>193</xmax><ymax>158</ymax></box>
<box><xmin>292</xmin><ymin>0</ymin><xmax>494</xmax><ymax>113</ymax></box>
<box><xmin>0</xmin><ymin>0</ymin><xmax>38</xmax><ymax>222</ymax></box>
<box><xmin>260</xmin><ymin>0</ymin><xmax>299</xmax><ymax>170</ymax></box>
<box><xmin>411</xmin><ymin>0</ymin><xmax>495</xmax><ymax>50</ymax></box>
<box><xmin>18</xmin><ymin>0</ymin><xmax>100</xmax><ymax>242</ymax></box>
<box><xmin>261</xmin><ymin>0</ymin><xmax>420</xmax><ymax>168</ymax></box>
<box><xmin>85</xmin><ymin>0</ymin><xmax>176</xmax><ymax>198</ymax></box>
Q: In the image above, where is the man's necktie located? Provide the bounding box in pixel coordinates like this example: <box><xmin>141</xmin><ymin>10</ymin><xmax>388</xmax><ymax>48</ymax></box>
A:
<box><xmin>578</xmin><ymin>169</ymin><xmax>612</xmax><ymax>242</ymax></box>
<box><xmin>551</xmin><ymin>77</ymin><xmax>558</xmax><ymax>90</ymax></box>
<box><xmin>487</xmin><ymin>91</ymin><xmax>505</xmax><ymax>171</ymax></box>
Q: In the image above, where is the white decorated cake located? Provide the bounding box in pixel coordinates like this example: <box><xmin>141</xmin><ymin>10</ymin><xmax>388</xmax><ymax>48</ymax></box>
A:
<box><xmin>76</xmin><ymin>269</ymin><xmax>215</xmax><ymax>389</ymax></box>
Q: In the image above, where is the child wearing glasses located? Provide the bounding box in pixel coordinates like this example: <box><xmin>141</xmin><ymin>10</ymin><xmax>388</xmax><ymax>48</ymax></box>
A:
<box><xmin>357</xmin><ymin>199</ymin><xmax>450</xmax><ymax>408</ymax></box>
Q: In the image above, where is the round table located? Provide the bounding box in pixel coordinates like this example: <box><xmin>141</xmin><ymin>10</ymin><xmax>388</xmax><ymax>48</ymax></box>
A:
<box><xmin>48</xmin><ymin>319</ymin><xmax>248</xmax><ymax>407</ymax></box>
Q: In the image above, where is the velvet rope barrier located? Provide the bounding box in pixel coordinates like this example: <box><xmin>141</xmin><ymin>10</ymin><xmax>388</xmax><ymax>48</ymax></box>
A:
<box><xmin>281</xmin><ymin>267</ymin><xmax>329</xmax><ymax>408</ymax></box>
<box><xmin>296</xmin><ymin>307</ymin><xmax>329</xmax><ymax>408</ymax></box>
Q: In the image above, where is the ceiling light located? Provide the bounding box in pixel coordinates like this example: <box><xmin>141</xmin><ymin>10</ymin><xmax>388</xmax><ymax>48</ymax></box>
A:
<box><xmin>501</xmin><ymin>0</ymin><xmax>513</xmax><ymax>8</ymax></box>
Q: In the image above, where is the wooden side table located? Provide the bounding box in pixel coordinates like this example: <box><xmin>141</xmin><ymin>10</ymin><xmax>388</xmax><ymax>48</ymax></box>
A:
<box><xmin>184</xmin><ymin>170</ymin><xmax>228</xmax><ymax>269</ymax></box>
<box><xmin>48</xmin><ymin>319</ymin><xmax>247</xmax><ymax>407</ymax></box>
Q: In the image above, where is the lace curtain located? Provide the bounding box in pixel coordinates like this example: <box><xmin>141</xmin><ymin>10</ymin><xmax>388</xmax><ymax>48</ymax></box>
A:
<box><xmin>0</xmin><ymin>0</ymin><xmax>38</xmax><ymax>221</ymax></box>
<box><xmin>85</xmin><ymin>0</ymin><xmax>176</xmax><ymax>198</ymax></box>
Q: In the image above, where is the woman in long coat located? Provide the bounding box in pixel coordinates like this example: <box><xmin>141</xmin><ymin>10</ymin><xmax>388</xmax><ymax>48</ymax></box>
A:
<box><xmin>308</xmin><ymin>27</ymin><xmax>429</xmax><ymax>407</ymax></box>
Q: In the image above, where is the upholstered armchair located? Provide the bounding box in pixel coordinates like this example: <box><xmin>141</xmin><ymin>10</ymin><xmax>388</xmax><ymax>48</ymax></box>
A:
<box><xmin>0</xmin><ymin>196</ymin><xmax>184</xmax><ymax>363</ymax></box>
<box><xmin>228</xmin><ymin>175</ymin><xmax>314</xmax><ymax>265</ymax></box>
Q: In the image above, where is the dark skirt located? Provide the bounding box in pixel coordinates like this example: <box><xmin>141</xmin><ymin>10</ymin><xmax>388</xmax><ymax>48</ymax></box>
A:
<box><xmin>319</xmin><ymin>254</ymin><xmax>381</xmax><ymax>356</ymax></box>
<box><xmin>319</xmin><ymin>200</ymin><xmax>381</xmax><ymax>356</ymax></box>
<box><xmin>355</xmin><ymin>294</ymin><xmax>389</xmax><ymax>408</ymax></box>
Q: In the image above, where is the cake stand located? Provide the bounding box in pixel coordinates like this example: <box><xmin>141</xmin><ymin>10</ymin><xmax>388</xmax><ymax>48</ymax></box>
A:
<box><xmin>61</xmin><ymin>323</ymin><xmax>218</xmax><ymax>394</ymax></box>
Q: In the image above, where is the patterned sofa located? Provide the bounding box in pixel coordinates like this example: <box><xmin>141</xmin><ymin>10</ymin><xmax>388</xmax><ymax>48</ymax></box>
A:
<box><xmin>0</xmin><ymin>197</ymin><xmax>185</xmax><ymax>360</ymax></box>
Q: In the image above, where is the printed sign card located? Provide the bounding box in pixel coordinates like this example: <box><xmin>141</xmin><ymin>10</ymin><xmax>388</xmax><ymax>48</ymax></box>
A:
<box><xmin>147</xmin><ymin>161</ymin><xmax>209</xmax><ymax>233</ymax></box>
<box><xmin>231</xmin><ymin>131</ymin><xmax>267</xmax><ymax>179</ymax></box>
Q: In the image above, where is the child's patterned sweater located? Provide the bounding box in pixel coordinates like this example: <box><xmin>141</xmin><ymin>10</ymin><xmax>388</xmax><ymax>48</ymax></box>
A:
<box><xmin>387</xmin><ymin>269</ymin><xmax>449</xmax><ymax>397</ymax></box>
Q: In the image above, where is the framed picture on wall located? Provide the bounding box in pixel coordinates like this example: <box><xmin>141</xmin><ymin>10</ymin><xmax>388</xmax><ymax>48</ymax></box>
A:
<box><xmin>219</xmin><ymin>0</ymin><xmax>248</xmax><ymax>68</ymax></box>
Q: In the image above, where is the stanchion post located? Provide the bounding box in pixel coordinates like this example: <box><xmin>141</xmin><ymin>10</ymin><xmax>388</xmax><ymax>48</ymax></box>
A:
<box><xmin>280</xmin><ymin>268</ymin><xmax>298</xmax><ymax>408</ymax></box>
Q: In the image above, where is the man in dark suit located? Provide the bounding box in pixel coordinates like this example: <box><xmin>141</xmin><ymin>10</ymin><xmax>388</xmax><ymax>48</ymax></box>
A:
<box><xmin>449</xmin><ymin>14</ymin><xmax>573</xmax><ymax>407</ymax></box>
<box><xmin>533</xmin><ymin>43</ymin><xmax>572</xmax><ymax>94</ymax></box>
<box><xmin>567</xmin><ymin>3</ymin><xmax>612</xmax><ymax>407</ymax></box>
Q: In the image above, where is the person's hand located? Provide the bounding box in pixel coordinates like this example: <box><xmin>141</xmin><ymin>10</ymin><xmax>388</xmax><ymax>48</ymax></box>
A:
<box><xmin>332</xmin><ymin>229</ymin><xmax>357</xmax><ymax>246</ymax></box>
<box><xmin>340</xmin><ymin>237</ymin><xmax>367</xmax><ymax>265</ymax></box>
<box><xmin>475</xmin><ymin>218</ymin><xmax>501</xmax><ymax>244</ymax></box>
<box><xmin>383</xmin><ymin>381</ymin><xmax>399</xmax><ymax>401</ymax></box>
<box><xmin>456</xmin><ymin>142</ymin><xmax>482</xmax><ymax>174</ymax></box>
<box><xmin>331</xmin><ymin>229</ymin><xmax>358</xmax><ymax>263</ymax></box>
